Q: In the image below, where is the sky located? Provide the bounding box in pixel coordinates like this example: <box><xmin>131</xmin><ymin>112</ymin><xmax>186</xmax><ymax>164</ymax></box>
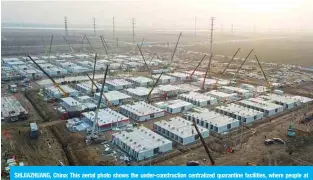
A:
<box><xmin>2</xmin><ymin>0</ymin><xmax>313</xmax><ymax>31</ymax></box>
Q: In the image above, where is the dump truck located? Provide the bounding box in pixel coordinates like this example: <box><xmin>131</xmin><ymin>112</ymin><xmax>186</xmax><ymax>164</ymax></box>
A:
<box><xmin>30</xmin><ymin>123</ymin><xmax>39</xmax><ymax>139</ymax></box>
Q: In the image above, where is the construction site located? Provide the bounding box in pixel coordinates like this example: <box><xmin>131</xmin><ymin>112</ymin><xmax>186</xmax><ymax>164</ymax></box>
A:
<box><xmin>1</xmin><ymin>1</ymin><xmax>313</xmax><ymax>175</ymax></box>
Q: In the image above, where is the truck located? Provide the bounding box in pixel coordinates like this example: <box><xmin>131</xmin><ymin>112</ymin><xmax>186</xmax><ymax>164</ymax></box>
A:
<box><xmin>8</xmin><ymin>84</ymin><xmax>18</xmax><ymax>93</ymax></box>
<box><xmin>30</xmin><ymin>123</ymin><xmax>39</xmax><ymax>139</ymax></box>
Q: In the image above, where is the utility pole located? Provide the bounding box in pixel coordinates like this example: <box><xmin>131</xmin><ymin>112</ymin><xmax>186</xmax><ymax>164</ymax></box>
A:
<box><xmin>132</xmin><ymin>18</ymin><xmax>135</xmax><ymax>50</ymax></box>
<box><xmin>93</xmin><ymin>17</ymin><xmax>96</xmax><ymax>36</ymax></box>
<box><xmin>195</xmin><ymin>16</ymin><xmax>197</xmax><ymax>36</ymax></box>
<box><xmin>113</xmin><ymin>17</ymin><xmax>115</xmax><ymax>39</ymax></box>
<box><xmin>209</xmin><ymin>17</ymin><xmax>215</xmax><ymax>55</ymax></box>
<box><xmin>64</xmin><ymin>16</ymin><xmax>68</xmax><ymax>37</ymax></box>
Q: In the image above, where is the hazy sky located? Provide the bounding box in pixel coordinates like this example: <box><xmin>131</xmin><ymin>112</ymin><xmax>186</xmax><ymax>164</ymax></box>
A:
<box><xmin>2</xmin><ymin>0</ymin><xmax>313</xmax><ymax>30</ymax></box>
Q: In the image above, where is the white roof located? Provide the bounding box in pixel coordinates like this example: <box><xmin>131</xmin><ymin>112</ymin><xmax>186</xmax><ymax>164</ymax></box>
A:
<box><xmin>58</xmin><ymin>54</ymin><xmax>74</xmax><ymax>58</ymax></box>
<box><xmin>187</xmin><ymin>110</ymin><xmax>239</xmax><ymax>127</ymax></box>
<box><xmin>154</xmin><ymin>117</ymin><xmax>208</xmax><ymax>138</ymax></box>
<box><xmin>112</xmin><ymin>126</ymin><xmax>171</xmax><ymax>152</ymax></box>
<box><xmin>157</xmin><ymin>84</ymin><xmax>180</xmax><ymax>92</ymax></box>
<box><xmin>240</xmin><ymin>98</ymin><xmax>283</xmax><ymax>111</ymax></box>
<box><xmin>46</xmin><ymin>85</ymin><xmax>78</xmax><ymax>94</ymax></box>
<box><xmin>176</xmin><ymin>84</ymin><xmax>200</xmax><ymax>92</ymax></box>
<box><xmin>95</xmin><ymin>91</ymin><xmax>131</xmax><ymax>101</ymax></box>
<box><xmin>127</xmin><ymin>76</ymin><xmax>153</xmax><ymax>84</ymax></box>
<box><xmin>220</xmin><ymin>86</ymin><xmax>250</xmax><ymax>94</ymax></box>
<box><xmin>290</xmin><ymin>95</ymin><xmax>312</xmax><ymax>103</ymax></box>
<box><xmin>166</xmin><ymin>99</ymin><xmax>193</xmax><ymax>109</ymax></box>
<box><xmin>126</xmin><ymin>87</ymin><xmax>160</xmax><ymax>97</ymax></box>
<box><xmin>207</xmin><ymin>90</ymin><xmax>238</xmax><ymax>98</ymax></box>
<box><xmin>6</xmin><ymin>61</ymin><xmax>25</xmax><ymax>65</ymax></box>
<box><xmin>202</xmin><ymin>78</ymin><xmax>217</xmax><ymax>85</ymax></box>
<box><xmin>186</xmin><ymin>70</ymin><xmax>205</xmax><ymax>76</ymax></box>
<box><xmin>75</xmin><ymin>54</ymin><xmax>89</xmax><ymax>58</ymax></box>
<box><xmin>179</xmin><ymin>92</ymin><xmax>216</xmax><ymax>102</ymax></box>
<box><xmin>1</xmin><ymin>96</ymin><xmax>28</xmax><ymax>118</ymax></box>
<box><xmin>2</xmin><ymin>57</ymin><xmax>20</xmax><ymax>62</ymax></box>
<box><xmin>167</xmin><ymin>72</ymin><xmax>189</xmax><ymax>78</ymax></box>
<box><xmin>41</xmin><ymin>56</ymin><xmax>57</xmax><ymax>59</ymax></box>
<box><xmin>82</xmin><ymin>108</ymin><xmax>128</xmax><ymax>127</ymax></box>
<box><xmin>61</xmin><ymin>97</ymin><xmax>81</xmax><ymax>106</ymax></box>
<box><xmin>120</xmin><ymin>101</ymin><xmax>164</xmax><ymax>116</ymax></box>
<box><xmin>106</xmin><ymin>79</ymin><xmax>132</xmax><ymax>87</ymax></box>
<box><xmin>258</xmin><ymin>94</ymin><xmax>300</xmax><ymax>104</ymax></box>
<box><xmin>216</xmin><ymin>103</ymin><xmax>263</xmax><ymax>118</ymax></box>
<box><xmin>77</xmin><ymin>95</ymin><xmax>91</xmax><ymax>101</ymax></box>
<box><xmin>152</xmin><ymin>74</ymin><xmax>174</xmax><ymax>80</ymax></box>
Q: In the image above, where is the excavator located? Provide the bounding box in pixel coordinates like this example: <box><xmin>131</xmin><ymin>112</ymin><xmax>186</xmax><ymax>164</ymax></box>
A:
<box><xmin>28</xmin><ymin>55</ymin><xmax>69</xmax><ymax>98</ymax></box>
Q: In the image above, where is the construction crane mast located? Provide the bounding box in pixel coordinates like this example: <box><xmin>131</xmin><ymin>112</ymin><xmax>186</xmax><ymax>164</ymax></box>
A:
<box><xmin>201</xmin><ymin>54</ymin><xmax>214</xmax><ymax>90</ymax></box>
<box><xmin>254</xmin><ymin>54</ymin><xmax>272</xmax><ymax>93</ymax></box>
<box><xmin>167</xmin><ymin>32</ymin><xmax>182</xmax><ymax>70</ymax></box>
<box><xmin>147</xmin><ymin>72</ymin><xmax>163</xmax><ymax>103</ymax></box>
<box><xmin>88</xmin><ymin>65</ymin><xmax>109</xmax><ymax>143</ymax></box>
<box><xmin>90</xmin><ymin>54</ymin><xmax>98</xmax><ymax>94</ymax></box>
<box><xmin>28</xmin><ymin>55</ymin><xmax>69</xmax><ymax>97</ymax></box>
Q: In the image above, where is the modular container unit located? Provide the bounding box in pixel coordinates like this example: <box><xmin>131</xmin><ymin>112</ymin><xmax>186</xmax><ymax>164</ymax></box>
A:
<box><xmin>238</xmin><ymin>98</ymin><xmax>284</xmax><ymax>117</ymax></box>
<box><xmin>125</xmin><ymin>87</ymin><xmax>160</xmax><ymax>101</ymax></box>
<box><xmin>206</xmin><ymin>90</ymin><xmax>238</xmax><ymax>103</ymax></box>
<box><xmin>45</xmin><ymin>85</ymin><xmax>80</xmax><ymax>99</ymax></box>
<box><xmin>112</xmin><ymin>126</ymin><xmax>172</xmax><ymax>161</ymax></box>
<box><xmin>119</xmin><ymin>101</ymin><xmax>165</xmax><ymax>121</ymax></box>
<box><xmin>76</xmin><ymin>82</ymin><xmax>106</xmax><ymax>94</ymax></box>
<box><xmin>156</xmin><ymin>84</ymin><xmax>180</xmax><ymax>97</ymax></box>
<box><xmin>215</xmin><ymin>104</ymin><xmax>264</xmax><ymax>124</ymax></box>
<box><xmin>94</xmin><ymin>91</ymin><xmax>132</xmax><ymax>106</ymax></box>
<box><xmin>258</xmin><ymin>94</ymin><xmax>301</xmax><ymax>110</ymax></box>
<box><xmin>127</xmin><ymin>76</ymin><xmax>154</xmax><ymax>87</ymax></box>
<box><xmin>167</xmin><ymin>72</ymin><xmax>189</xmax><ymax>81</ymax></box>
<box><xmin>1</xmin><ymin>96</ymin><xmax>28</xmax><ymax>122</ymax></box>
<box><xmin>185</xmin><ymin>110</ymin><xmax>240</xmax><ymax>134</ymax></box>
<box><xmin>105</xmin><ymin>79</ymin><xmax>133</xmax><ymax>91</ymax></box>
<box><xmin>82</xmin><ymin>108</ymin><xmax>129</xmax><ymax>131</ymax></box>
<box><xmin>178</xmin><ymin>92</ymin><xmax>217</xmax><ymax>107</ymax></box>
<box><xmin>165</xmin><ymin>99</ymin><xmax>194</xmax><ymax>114</ymax></box>
<box><xmin>218</xmin><ymin>86</ymin><xmax>252</xmax><ymax>98</ymax></box>
<box><xmin>154</xmin><ymin>117</ymin><xmax>209</xmax><ymax>145</ymax></box>
<box><xmin>152</xmin><ymin>75</ymin><xmax>176</xmax><ymax>84</ymax></box>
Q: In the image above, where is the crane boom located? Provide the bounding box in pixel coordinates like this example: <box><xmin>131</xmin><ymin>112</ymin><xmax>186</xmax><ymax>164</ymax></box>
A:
<box><xmin>48</xmin><ymin>35</ymin><xmax>53</xmax><ymax>61</ymax></box>
<box><xmin>28</xmin><ymin>55</ymin><xmax>69</xmax><ymax>97</ymax></box>
<box><xmin>148</xmin><ymin>53</ymin><xmax>156</xmax><ymax>66</ymax></box>
<box><xmin>147</xmin><ymin>73</ymin><xmax>163</xmax><ymax>102</ymax></box>
<box><xmin>201</xmin><ymin>54</ymin><xmax>214</xmax><ymax>90</ymax></box>
<box><xmin>91</xmin><ymin>53</ymin><xmax>98</xmax><ymax>94</ymax></box>
<box><xmin>189</xmin><ymin>54</ymin><xmax>207</xmax><ymax>79</ymax></box>
<box><xmin>215</xmin><ymin>48</ymin><xmax>241</xmax><ymax>87</ymax></box>
<box><xmin>85</xmin><ymin>35</ymin><xmax>96</xmax><ymax>54</ymax></box>
<box><xmin>91</xmin><ymin>65</ymin><xmax>109</xmax><ymax>136</ymax></box>
<box><xmin>167</xmin><ymin>32</ymin><xmax>182</xmax><ymax>68</ymax></box>
<box><xmin>192</xmin><ymin>119</ymin><xmax>215</xmax><ymax>165</ymax></box>
<box><xmin>63</xmin><ymin>36</ymin><xmax>74</xmax><ymax>54</ymax></box>
<box><xmin>254</xmin><ymin>55</ymin><xmax>272</xmax><ymax>92</ymax></box>
<box><xmin>80</xmin><ymin>35</ymin><xmax>86</xmax><ymax>52</ymax></box>
<box><xmin>85</xmin><ymin>73</ymin><xmax>100</xmax><ymax>91</ymax></box>
<box><xmin>100</xmin><ymin>36</ymin><xmax>109</xmax><ymax>56</ymax></box>
<box><xmin>137</xmin><ymin>44</ymin><xmax>152</xmax><ymax>75</ymax></box>
<box><xmin>140</xmin><ymin>38</ymin><xmax>144</xmax><ymax>50</ymax></box>
<box><xmin>231</xmin><ymin>49</ymin><xmax>254</xmax><ymax>83</ymax></box>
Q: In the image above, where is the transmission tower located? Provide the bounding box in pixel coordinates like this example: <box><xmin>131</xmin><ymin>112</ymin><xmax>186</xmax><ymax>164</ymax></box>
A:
<box><xmin>64</xmin><ymin>16</ymin><xmax>69</xmax><ymax>37</ymax></box>
<box><xmin>93</xmin><ymin>17</ymin><xmax>96</xmax><ymax>36</ymax></box>
<box><xmin>209</xmin><ymin>17</ymin><xmax>215</xmax><ymax>55</ymax></box>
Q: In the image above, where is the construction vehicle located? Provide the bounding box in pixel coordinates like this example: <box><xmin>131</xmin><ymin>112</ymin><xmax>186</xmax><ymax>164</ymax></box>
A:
<box><xmin>30</xmin><ymin>122</ymin><xmax>39</xmax><ymax>139</ymax></box>
<box><xmin>200</xmin><ymin>54</ymin><xmax>214</xmax><ymax>92</ymax></box>
<box><xmin>187</xmin><ymin>54</ymin><xmax>207</xmax><ymax>81</ymax></box>
<box><xmin>85</xmin><ymin>65</ymin><xmax>109</xmax><ymax>145</ymax></box>
<box><xmin>8</xmin><ymin>84</ymin><xmax>18</xmax><ymax>93</ymax></box>
<box><xmin>28</xmin><ymin>55</ymin><xmax>69</xmax><ymax>97</ymax></box>
<box><xmin>188</xmin><ymin>119</ymin><xmax>215</xmax><ymax>166</ymax></box>
<box><xmin>287</xmin><ymin>120</ymin><xmax>296</xmax><ymax>137</ymax></box>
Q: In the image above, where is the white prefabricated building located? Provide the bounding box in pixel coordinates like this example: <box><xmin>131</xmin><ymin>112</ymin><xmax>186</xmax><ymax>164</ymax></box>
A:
<box><xmin>215</xmin><ymin>103</ymin><xmax>264</xmax><ymax>124</ymax></box>
<box><xmin>290</xmin><ymin>95</ymin><xmax>313</xmax><ymax>104</ymax></box>
<box><xmin>119</xmin><ymin>101</ymin><xmax>165</xmax><ymax>121</ymax></box>
<box><xmin>178</xmin><ymin>92</ymin><xmax>217</xmax><ymax>107</ymax></box>
<box><xmin>218</xmin><ymin>86</ymin><xmax>252</xmax><ymax>98</ymax></box>
<box><xmin>238</xmin><ymin>98</ymin><xmax>284</xmax><ymax>117</ymax></box>
<box><xmin>185</xmin><ymin>110</ymin><xmax>240</xmax><ymax>133</ymax></box>
<box><xmin>105</xmin><ymin>79</ymin><xmax>133</xmax><ymax>90</ymax></box>
<box><xmin>258</xmin><ymin>94</ymin><xmax>301</xmax><ymax>110</ymax></box>
<box><xmin>76</xmin><ymin>82</ymin><xmax>107</xmax><ymax>94</ymax></box>
<box><xmin>94</xmin><ymin>91</ymin><xmax>131</xmax><ymax>106</ymax></box>
<box><xmin>45</xmin><ymin>85</ymin><xmax>79</xmax><ymax>98</ymax></box>
<box><xmin>125</xmin><ymin>87</ymin><xmax>160</xmax><ymax>100</ymax></box>
<box><xmin>82</xmin><ymin>108</ymin><xmax>129</xmax><ymax>131</ymax></box>
<box><xmin>163</xmin><ymin>99</ymin><xmax>194</xmax><ymax>114</ymax></box>
<box><xmin>60</xmin><ymin>97</ymin><xmax>82</xmax><ymax>111</ymax></box>
<box><xmin>156</xmin><ymin>84</ymin><xmax>180</xmax><ymax>97</ymax></box>
<box><xmin>154</xmin><ymin>117</ymin><xmax>209</xmax><ymax>145</ymax></box>
<box><xmin>1</xmin><ymin>96</ymin><xmax>28</xmax><ymax>121</ymax></box>
<box><xmin>167</xmin><ymin>72</ymin><xmax>189</xmax><ymax>81</ymax></box>
<box><xmin>152</xmin><ymin>74</ymin><xmax>176</xmax><ymax>84</ymax></box>
<box><xmin>127</xmin><ymin>76</ymin><xmax>154</xmax><ymax>87</ymax></box>
<box><xmin>112</xmin><ymin>126</ymin><xmax>172</xmax><ymax>161</ymax></box>
<box><xmin>206</xmin><ymin>90</ymin><xmax>238</xmax><ymax>103</ymax></box>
